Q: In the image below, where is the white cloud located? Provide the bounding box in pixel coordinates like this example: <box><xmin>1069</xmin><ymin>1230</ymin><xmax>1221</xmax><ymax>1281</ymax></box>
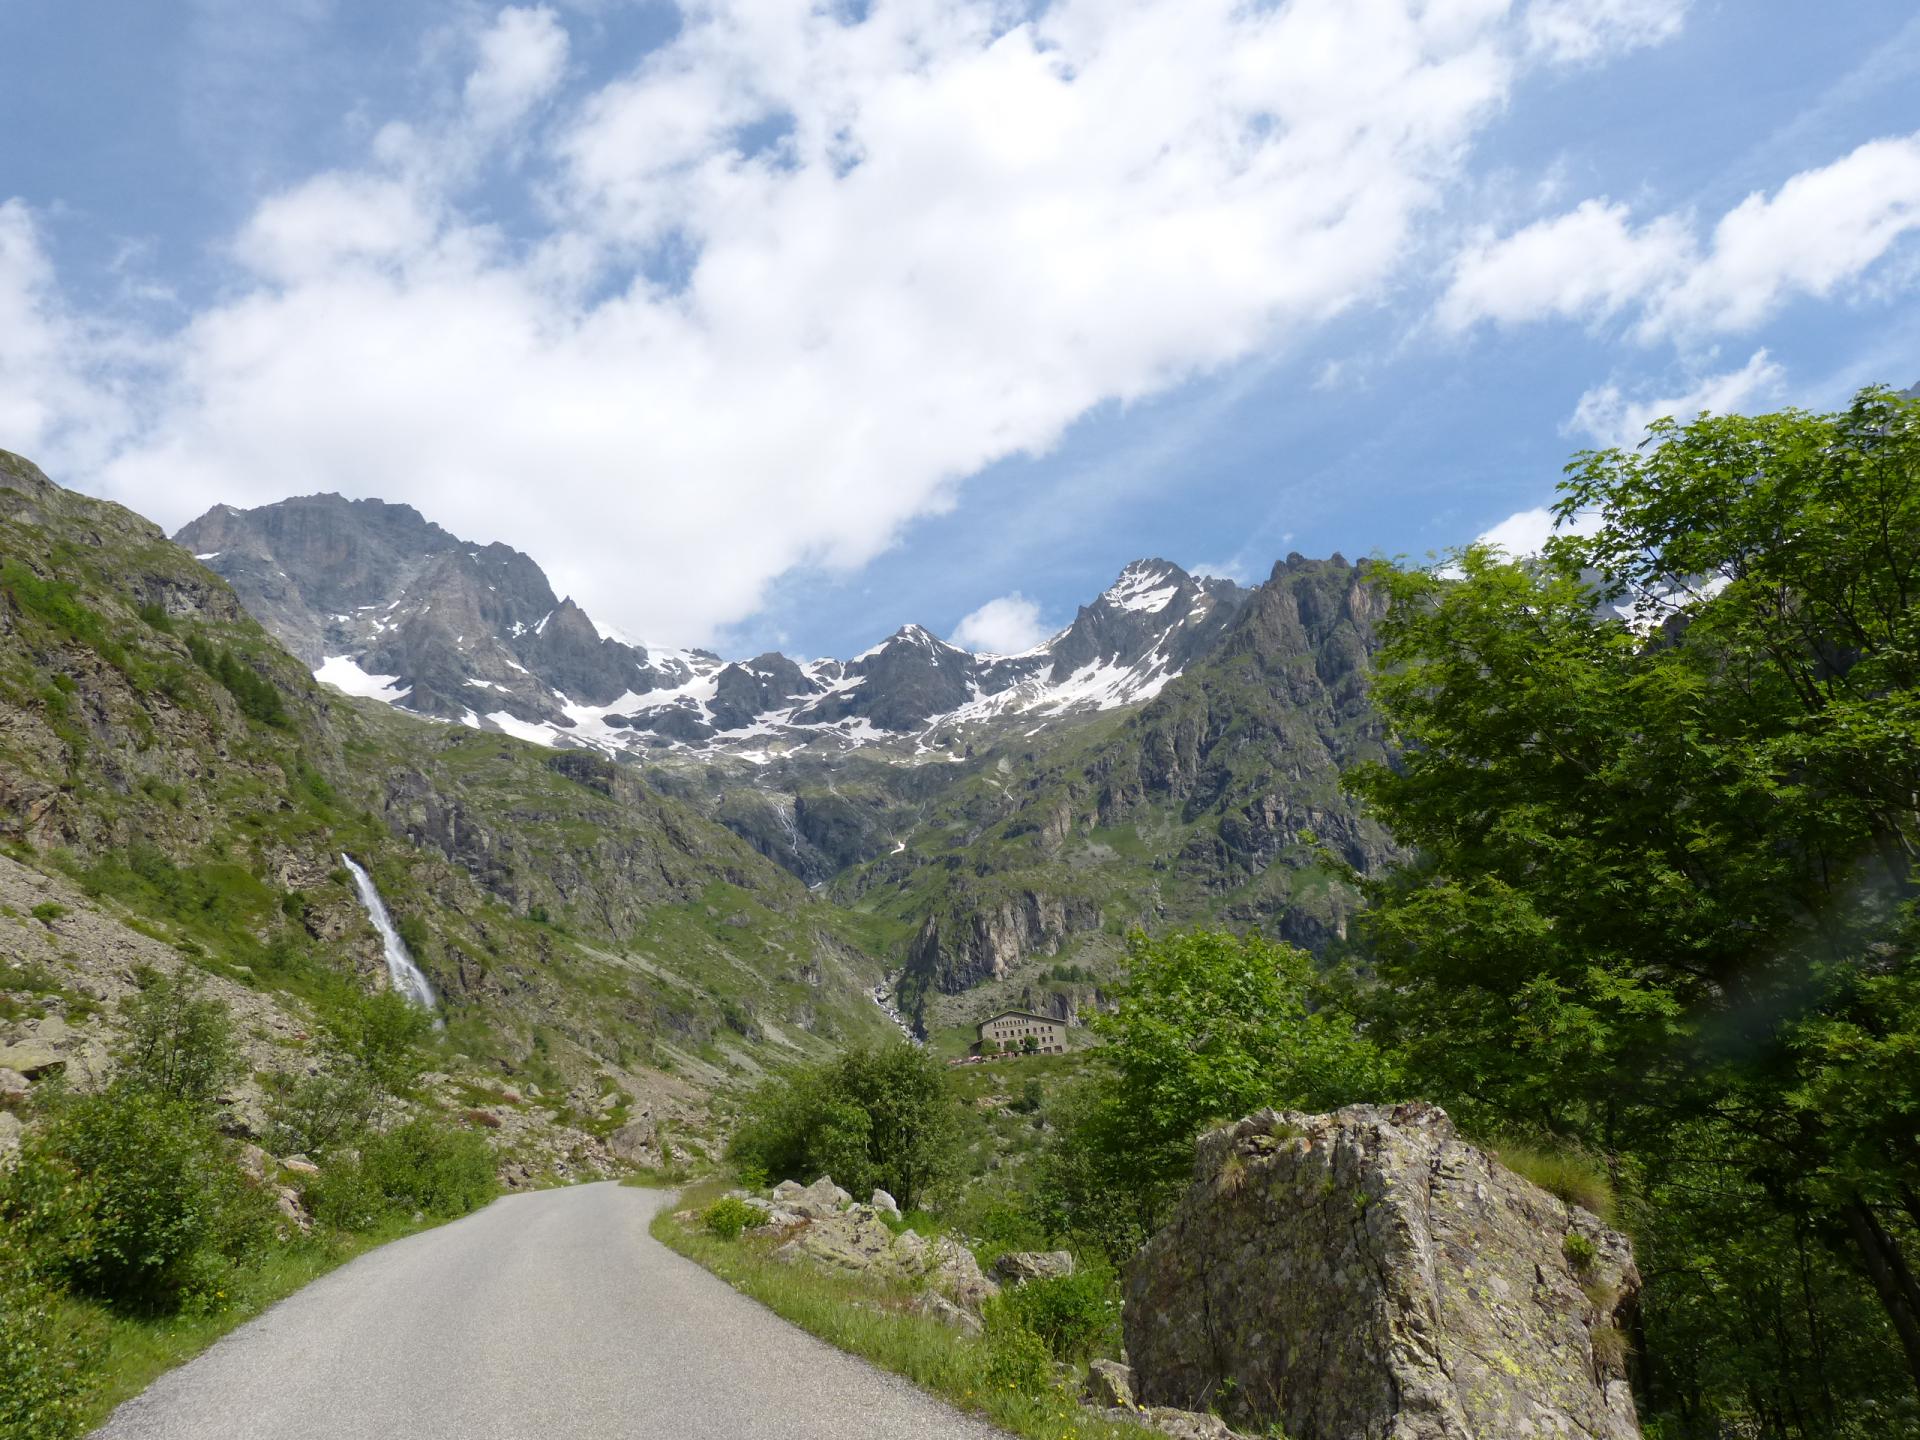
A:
<box><xmin>1473</xmin><ymin>500</ymin><xmax>1601</xmax><ymax>559</ymax></box>
<box><xmin>1647</xmin><ymin>137</ymin><xmax>1920</xmax><ymax>336</ymax></box>
<box><xmin>1524</xmin><ymin>0</ymin><xmax>1688</xmax><ymax>64</ymax></box>
<box><xmin>465</xmin><ymin>6</ymin><xmax>569</xmax><ymax>132</ymax></box>
<box><xmin>1569</xmin><ymin>348</ymin><xmax>1784</xmax><ymax>447</ymax></box>
<box><xmin>1438</xmin><ymin>199</ymin><xmax>1691</xmax><ymax>331</ymax></box>
<box><xmin>9</xmin><ymin>0</ymin><xmax>1697</xmax><ymax>644</ymax></box>
<box><xmin>1439</xmin><ymin>133</ymin><xmax>1920</xmax><ymax>343</ymax></box>
<box><xmin>1476</xmin><ymin>505</ymin><xmax>1560</xmax><ymax>557</ymax></box>
<box><xmin>951</xmin><ymin>592</ymin><xmax>1050</xmax><ymax>654</ymax></box>
<box><xmin>0</xmin><ymin>202</ymin><xmax>139</xmax><ymax>476</ymax></box>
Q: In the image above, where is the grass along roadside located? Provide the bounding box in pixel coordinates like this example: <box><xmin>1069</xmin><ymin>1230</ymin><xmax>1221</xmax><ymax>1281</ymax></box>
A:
<box><xmin>73</xmin><ymin>1210</ymin><xmax>447</xmax><ymax>1433</ymax></box>
<box><xmin>650</xmin><ymin>1197</ymin><xmax>1159</xmax><ymax>1440</ymax></box>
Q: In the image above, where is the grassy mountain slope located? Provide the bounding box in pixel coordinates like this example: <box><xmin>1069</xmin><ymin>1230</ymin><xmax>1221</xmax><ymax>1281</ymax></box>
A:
<box><xmin>0</xmin><ymin>449</ymin><xmax>895</xmax><ymax>1130</ymax></box>
<box><xmin>830</xmin><ymin>556</ymin><xmax>1398</xmax><ymax>1035</ymax></box>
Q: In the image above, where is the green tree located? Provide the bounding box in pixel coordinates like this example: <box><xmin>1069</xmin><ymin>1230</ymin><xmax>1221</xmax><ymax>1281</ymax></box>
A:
<box><xmin>1350</xmin><ymin>385</ymin><xmax>1920</xmax><ymax>1429</ymax></box>
<box><xmin>1097</xmin><ymin>929</ymin><xmax>1390</xmax><ymax>1164</ymax></box>
<box><xmin>730</xmin><ymin>1042</ymin><xmax>958</xmax><ymax>1209</ymax></box>
<box><xmin>1033</xmin><ymin>929</ymin><xmax>1390</xmax><ymax>1257</ymax></box>
<box><xmin>111</xmin><ymin>969</ymin><xmax>243</xmax><ymax>1110</ymax></box>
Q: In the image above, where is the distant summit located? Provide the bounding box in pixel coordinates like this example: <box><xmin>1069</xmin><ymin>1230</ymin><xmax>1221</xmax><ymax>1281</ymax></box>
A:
<box><xmin>177</xmin><ymin>500</ymin><xmax>1249</xmax><ymax>761</ymax></box>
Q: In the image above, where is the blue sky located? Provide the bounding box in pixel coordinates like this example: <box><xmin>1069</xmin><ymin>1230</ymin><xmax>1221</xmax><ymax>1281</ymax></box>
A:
<box><xmin>3</xmin><ymin>1</ymin><xmax>1919</xmax><ymax>660</ymax></box>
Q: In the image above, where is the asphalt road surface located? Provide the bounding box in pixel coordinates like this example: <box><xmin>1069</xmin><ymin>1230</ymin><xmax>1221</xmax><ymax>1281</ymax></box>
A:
<box><xmin>96</xmin><ymin>1181</ymin><xmax>1009</xmax><ymax>1440</ymax></box>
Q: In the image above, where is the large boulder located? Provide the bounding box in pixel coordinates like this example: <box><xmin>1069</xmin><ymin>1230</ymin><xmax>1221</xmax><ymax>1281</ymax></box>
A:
<box><xmin>1125</xmin><ymin>1103</ymin><xmax>1641</xmax><ymax>1440</ymax></box>
<box><xmin>0</xmin><ymin>1041</ymin><xmax>61</xmax><ymax>1078</ymax></box>
<box><xmin>775</xmin><ymin>1208</ymin><xmax>899</xmax><ymax>1274</ymax></box>
<box><xmin>607</xmin><ymin>1117</ymin><xmax>657</xmax><ymax>1165</ymax></box>
<box><xmin>1083</xmin><ymin>1359</ymin><xmax>1137</xmax><ymax>1410</ymax></box>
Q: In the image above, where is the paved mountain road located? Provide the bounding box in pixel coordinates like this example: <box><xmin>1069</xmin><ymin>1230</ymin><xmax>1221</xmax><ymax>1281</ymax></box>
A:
<box><xmin>97</xmin><ymin>1182</ymin><xmax>1008</xmax><ymax>1440</ymax></box>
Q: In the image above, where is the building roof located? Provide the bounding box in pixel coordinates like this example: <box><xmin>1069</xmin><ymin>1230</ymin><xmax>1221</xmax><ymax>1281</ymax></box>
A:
<box><xmin>975</xmin><ymin>1010</ymin><xmax>1063</xmax><ymax>1031</ymax></box>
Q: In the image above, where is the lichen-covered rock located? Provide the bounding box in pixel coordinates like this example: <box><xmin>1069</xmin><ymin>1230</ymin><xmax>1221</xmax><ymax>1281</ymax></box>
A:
<box><xmin>0</xmin><ymin>1040</ymin><xmax>62</xmax><ymax>1077</ymax></box>
<box><xmin>1084</xmin><ymin>1359</ymin><xmax>1136</xmax><ymax>1410</ymax></box>
<box><xmin>924</xmin><ymin>1236</ymin><xmax>998</xmax><ymax>1312</ymax></box>
<box><xmin>1125</xmin><ymin>1103</ymin><xmax>1641</xmax><ymax>1440</ymax></box>
<box><xmin>992</xmin><ymin>1249</ymin><xmax>1075</xmax><ymax>1286</ymax></box>
<box><xmin>769</xmin><ymin>1202</ymin><xmax>1000</xmax><ymax>1315</ymax></box>
<box><xmin>913</xmin><ymin>1290</ymin><xmax>982</xmax><ymax>1337</ymax></box>
<box><xmin>789</xmin><ymin>1175</ymin><xmax>852</xmax><ymax>1217</ymax></box>
<box><xmin>775</xmin><ymin>1209</ymin><xmax>899</xmax><ymax>1274</ymax></box>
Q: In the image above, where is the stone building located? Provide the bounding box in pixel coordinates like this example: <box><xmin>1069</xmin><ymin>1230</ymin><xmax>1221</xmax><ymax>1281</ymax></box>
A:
<box><xmin>976</xmin><ymin>1010</ymin><xmax>1066</xmax><ymax>1054</ymax></box>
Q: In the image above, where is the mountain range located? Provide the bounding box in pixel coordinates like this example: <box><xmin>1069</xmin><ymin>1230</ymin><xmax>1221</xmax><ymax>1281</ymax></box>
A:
<box><xmin>175</xmin><ymin>495</ymin><xmax>1249</xmax><ymax>760</ymax></box>
<box><xmin>174</xmin><ymin>491</ymin><xmax>1396</xmax><ymax>1033</ymax></box>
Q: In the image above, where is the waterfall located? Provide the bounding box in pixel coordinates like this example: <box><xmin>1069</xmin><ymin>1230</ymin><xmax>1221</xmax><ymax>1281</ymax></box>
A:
<box><xmin>340</xmin><ymin>854</ymin><xmax>439</xmax><ymax>1014</ymax></box>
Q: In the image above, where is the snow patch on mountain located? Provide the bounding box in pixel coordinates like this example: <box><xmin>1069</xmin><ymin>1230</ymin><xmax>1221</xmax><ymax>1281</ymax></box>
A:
<box><xmin>316</xmin><ymin>655</ymin><xmax>411</xmax><ymax>704</ymax></box>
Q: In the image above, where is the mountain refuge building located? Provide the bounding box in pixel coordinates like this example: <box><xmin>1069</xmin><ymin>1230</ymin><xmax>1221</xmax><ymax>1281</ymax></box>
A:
<box><xmin>976</xmin><ymin>1011</ymin><xmax>1067</xmax><ymax>1055</ymax></box>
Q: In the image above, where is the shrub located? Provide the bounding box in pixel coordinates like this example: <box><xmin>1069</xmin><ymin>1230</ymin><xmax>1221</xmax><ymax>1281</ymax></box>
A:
<box><xmin>0</xmin><ymin>1245</ymin><xmax>98</xmax><ymax>1440</ymax></box>
<box><xmin>111</xmin><ymin>968</ymin><xmax>243</xmax><ymax>1110</ymax></box>
<box><xmin>0</xmin><ymin>1145</ymin><xmax>98</xmax><ymax>1281</ymax></box>
<box><xmin>38</xmin><ymin>1086</ymin><xmax>274</xmax><ymax>1310</ymax></box>
<box><xmin>701</xmin><ymin>1196</ymin><xmax>762</xmax><ymax>1240</ymax></box>
<box><xmin>266</xmin><ymin>989</ymin><xmax>434</xmax><ymax>1157</ymax></box>
<box><xmin>28</xmin><ymin>903</ymin><xmax>65</xmax><ymax>925</ymax></box>
<box><xmin>985</xmin><ymin>1264</ymin><xmax>1120</xmax><ymax>1361</ymax></box>
<box><xmin>265</xmin><ymin>1067</ymin><xmax>380</xmax><ymax>1158</ymax></box>
<box><xmin>980</xmin><ymin>1322</ymin><xmax>1056</xmax><ymax>1397</ymax></box>
<box><xmin>1563</xmin><ymin>1232</ymin><xmax>1598</xmax><ymax>1272</ymax></box>
<box><xmin>302</xmin><ymin>1162</ymin><xmax>387</xmax><ymax>1233</ymax></box>
<box><xmin>310</xmin><ymin>1119</ymin><xmax>497</xmax><ymax>1227</ymax></box>
<box><xmin>322</xmin><ymin>988</ymin><xmax>433</xmax><ymax>1099</ymax></box>
<box><xmin>184</xmin><ymin>635</ymin><xmax>288</xmax><ymax>727</ymax></box>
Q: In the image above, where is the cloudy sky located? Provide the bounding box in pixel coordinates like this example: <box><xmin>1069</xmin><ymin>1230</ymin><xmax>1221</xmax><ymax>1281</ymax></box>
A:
<box><xmin>4</xmin><ymin>1</ymin><xmax>1919</xmax><ymax>659</ymax></box>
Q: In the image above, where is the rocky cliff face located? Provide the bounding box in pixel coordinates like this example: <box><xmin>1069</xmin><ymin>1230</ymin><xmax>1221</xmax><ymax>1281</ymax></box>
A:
<box><xmin>903</xmin><ymin>890</ymin><xmax>1104</xmax><ymax>992</ymax></box>
<box><xmin>1125</xmin><ymin>1104</ymin><xmax>1642</xmax><ymax>1440</ymax></box>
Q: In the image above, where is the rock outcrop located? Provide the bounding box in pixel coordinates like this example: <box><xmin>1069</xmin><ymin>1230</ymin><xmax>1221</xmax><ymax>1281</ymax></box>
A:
<box><xmin>991</xmin><ymin>1249</ymin><xmax>1075</xmax><ymax>1286</ymax></box>
<box><xmin>1125</xmin><ymin>1103</ymin><xmax>1642</xmax><ymax>1440</ymax></box>
<box><xmin>905</xmin><ymin>890</ymin><xmax>1103</xmax><ymax>994</ymax></box>
<box><xmin>749</xmin><ymin>1176</ymin><xmax>998</xmax><ymax>1318</ymax></box>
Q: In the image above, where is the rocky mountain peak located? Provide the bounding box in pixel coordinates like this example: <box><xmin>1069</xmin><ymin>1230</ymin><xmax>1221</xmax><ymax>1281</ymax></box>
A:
<box><xmin>181</xmin><ymin>491</ymin><xmax>1266</xmax><ymax>761</ymax></box>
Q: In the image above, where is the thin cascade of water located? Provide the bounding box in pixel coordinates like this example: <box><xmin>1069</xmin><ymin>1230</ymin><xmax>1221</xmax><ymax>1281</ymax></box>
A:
<box><xmin>340</xmin><ymin>853</ymin><xmax>439</xmax><ymax>1014</ymax></box>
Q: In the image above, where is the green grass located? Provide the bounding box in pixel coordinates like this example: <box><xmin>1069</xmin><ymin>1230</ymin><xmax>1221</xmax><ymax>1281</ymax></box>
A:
<box><xmin>1492</xmin><ymin>1142</ymin><xmax>1617</xmax><ymax>1224</ymax></box>
<box><xmin>652</xmin><ymin>1202</ymin><xmax>1158</xmax><ymax>1440</ymax></box>
<box><xmin>74</xmin><ymin>1211</ymin><xmax>444</xmax><ymax>1432</ymax></box>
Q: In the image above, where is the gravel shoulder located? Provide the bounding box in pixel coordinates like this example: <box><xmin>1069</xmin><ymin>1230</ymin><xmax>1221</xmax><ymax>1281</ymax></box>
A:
<box><xmin>94</xmin><ymin>1181</ymin><xmax>1010</xmax><ymax>1440</ymax></box>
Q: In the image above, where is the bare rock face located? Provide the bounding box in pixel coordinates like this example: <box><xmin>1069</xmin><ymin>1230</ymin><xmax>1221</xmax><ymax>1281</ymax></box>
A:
<box><xmin>1124</xmin><ymin>1103</ymin><xmax>1642</xmax><ymax>1440</ymax></box>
